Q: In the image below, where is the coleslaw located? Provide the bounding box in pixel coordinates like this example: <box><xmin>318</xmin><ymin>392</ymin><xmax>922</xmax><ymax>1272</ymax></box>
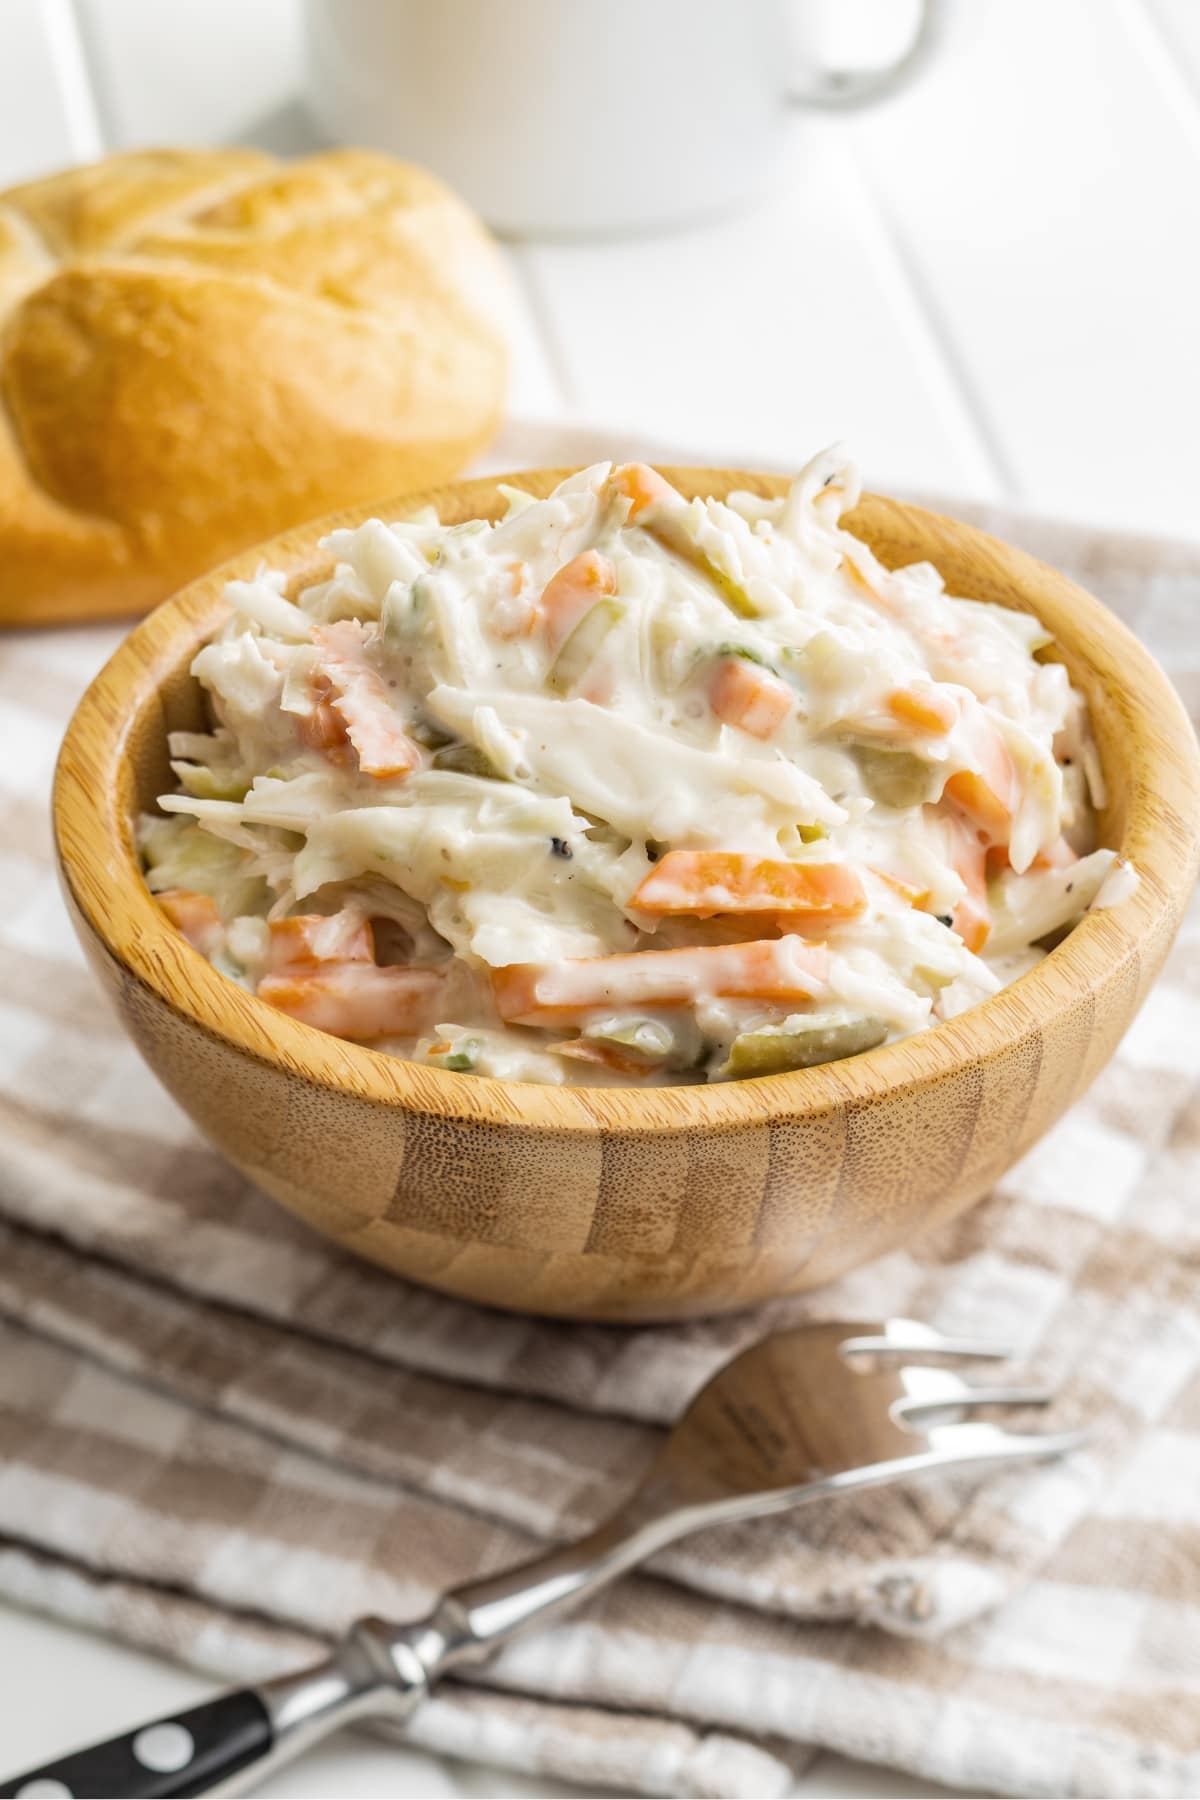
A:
<box><xmin>143</xmin><ymin>450</ymin><xmax>1131</xmax><ymax>1085</ymax></box>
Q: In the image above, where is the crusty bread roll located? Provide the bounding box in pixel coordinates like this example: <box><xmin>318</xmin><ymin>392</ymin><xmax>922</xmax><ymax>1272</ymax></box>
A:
<box><xmin>0</xmin><ymin>147</ymin><xmax>510</xmax><ymax>624</ymax></box>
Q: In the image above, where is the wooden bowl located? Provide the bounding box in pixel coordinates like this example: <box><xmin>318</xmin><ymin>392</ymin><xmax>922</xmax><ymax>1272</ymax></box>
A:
<box><xmin>54</xmin><ymin>470</ymin><xmax>1200</xmax><ymax>1322</ymax></box>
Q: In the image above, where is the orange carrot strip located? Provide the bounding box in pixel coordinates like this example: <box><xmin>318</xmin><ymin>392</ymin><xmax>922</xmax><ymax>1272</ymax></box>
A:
<box><xmin>551</xmin><ymin>1039</ymin><xmax>655</xmax><ymax>1078</ymax></box>
<box><xmin>540</xmin><ymin>550</ymin><xmax>618</xmax><ymax>654</ymax></box>
<box><xmin>887</xmin><ymin>684</ymin><xmax>958</xmax><ymax>736</ymax></box>
<box><xmin>987</xmin><ymin>833</ymin><xmax>1078</xmax><ymax>883</ymax></box>
<box><xmin>611</xmin><ymin>464</ymin><xmax>759</xmax><ymax>617</ymax></box>
<box><xmin>944</xmin><ymin>769</ymin><xmax>1013</xmax><ymax>842</ymax></box>
<box><xmin>297</xmin><ymin>690</ymin><xmax>350</xmax><ymax>755</ymax></box>
<box><xmin>843</xmin><ymin>549</ymin><xmax>903</xmax><ymax>616</ymax></box>
<box><xmin>257</xmin><ymin>962</ymin><xmax>442</xmax><ymax>1041</ymax></box>
<box><xmin>631</xmin><ymin>852</ymin><xmax>865</xmax><ymax>922</ymax></box>
<box><xmin>943</xmin><ymin>717</ymin><xmax>1019</xmax><ymax>844</ymax></box>
<box><xmin>938</xmin><ymin>815</ymin><xmax>992</xmax><ymax>952</ymax></box>
<box><xmin>266</xmin><ymin>912</ymin><xmax>375</xmax><ymax>974</ymax></box>
<box><xmin>491</xmin><ymin>561</ymin><xmax>538</xmax><ymax>638</ymax></box>
<box><xmin>608</xmin><ymin>462</ymin><xmax>680</xmax><ymax>522</ymax></box>
<box><xmin>709</xmin><ymin>657</ymin><xmax>793</xmax><ymax>739</ymax></box>
<box><xmin>1033</xmin><ymin>834</ymin><xmax>1080</xmax><ymax>871</ymax></box>
<box><xmin>951</xmin><ymin>897</ymin><xmax>990</xmax><ymax>954</ymax></box>
<box><xmin>157</xmin><ymin>889</ymin><xmax>222</xmax><ymax>955</ymax></box>
<box><xmin>493</xmin><ymin>937</ymin><xmax>828</xmax><ymax>1025</ymax></box>
<box><xmin>869</xmin><ymin>867</ymin><xmax>931</xmax><ymax>908</ymax></box>
<box><xmin>313</xmin><ymin>621</ymin><xmax>421</xmax><ymax>779</ymax></box>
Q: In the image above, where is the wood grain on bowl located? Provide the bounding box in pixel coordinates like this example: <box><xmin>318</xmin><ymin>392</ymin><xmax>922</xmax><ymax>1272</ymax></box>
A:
<box><xmin>53</xmin><ymin>471</ymin><xmax>1200</xmax><ymax>1321</ymax></box>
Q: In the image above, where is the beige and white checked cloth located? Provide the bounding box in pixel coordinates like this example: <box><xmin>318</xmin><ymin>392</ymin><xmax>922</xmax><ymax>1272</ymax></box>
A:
<box><xmin>1</xmin><ymin>424</ymin><xmax>1199</xmax><ymax>1799</ymax></box>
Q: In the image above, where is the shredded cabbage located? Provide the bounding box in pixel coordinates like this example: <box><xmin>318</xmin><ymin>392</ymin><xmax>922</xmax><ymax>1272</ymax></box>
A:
<box><xmin>142</xmin><ymin>450</ymin><xmax>1130</xmax><ymax>1085</ymax></box>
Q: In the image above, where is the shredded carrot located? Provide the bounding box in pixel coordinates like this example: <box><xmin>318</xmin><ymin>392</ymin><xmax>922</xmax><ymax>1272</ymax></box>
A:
<box><xmin>938</xmin><ymin>815</ymin><xmax>992</xmax><ymax>952</ymax></box>
<box><xmin>297</xmin><ymin>690</ymin><xmax>351</xmax><ymax>755</ymax></box>
<box><xmin>631</xmin><ymin>853</ymin><xmax>865</xmax><ymax>924</ymax></box>
<box><xmin>950</xmin><ymin>897</ymin><xmax>991</xmax><ymax>954</ymax></box>
<box><xmin>842</xmin><ymin>549</ymin><xmax>902</xmax><ymax>616</ymax></box>
<box><xmin>551</xmin><ymin>1039</ymin><xmax>655</xmax><ymax>1077</ymax></box>
<box><xmin>944</xmin><ymin>769</ymin><xmax>1014</xmax><ymax>842</ymax></box>
<box><xmin>540</xmin><ymin>550</ymin><xmax>618</xmax><ymax>654</ymax></box>
<box><xmin>158</xmin><ymin>889</ymin><xmax>222</xmax><ymax>955</ymax></box>
<box><xmin>313</xmin><ymin>621</ymin><xmax>421</xmax><ymax>779</ymax></box>
<box><xmin>491</xmin><ymin>561</ymin><xmax>538</xmax><ymax>638</ymax></box>
<box><xmin>1033</xmin><ymin>835</ymin><xmax>1080</xmax><ymax>871</ymax></box>
<box><xmin>943</xmin><ymin>717</ymin><xmax>1019</xmax><ymax>844</ymax></box>
<box><xmin>493</xmin><ymin>937</ymin><xmax>829</xmax><ymax>1025</ymax></box>
<box><xmin>608</xmin><ymin>462</ymin><xmax>679</xmax><ymax>522</ymax></box>
<box><xmin>887</xmin><ymin>684</ymin><xmax>958</xmax><ymax>736</ymax></box>
<box><xmin>578</xmin><ymin>668</ymin><xmax>617</xmax><ymax>707</ymax></box>
<box><xmin>266</xmin><ymin>912</ymin><xmax>374</xmax><ymax>974</ymax></box>
<box><xmin>988</xmin><ymin>833</ymin><xmax>1077</xmax><ymax>879</ymax></box>
<box><xmin>869</xmin><ymin>867</ymin><xmax>931</xmax><ymax>909</ymax></box>
<box><xmin>709</xmin><ymin>657</ymin><xmax>793</xmax><ymax>739</ymax></box>
<box><xmin>258</xmin><ymin>962</ymin><xmax>442</xmax><ymax>1041</ymax></box>
<box><xmin>610</xmin><ymin>464</ymin><xmax>759</xmax><ymax>617</ymax></box>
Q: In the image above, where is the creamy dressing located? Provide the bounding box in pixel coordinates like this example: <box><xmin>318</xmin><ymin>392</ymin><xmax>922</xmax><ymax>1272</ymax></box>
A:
<box><xmin>142</xmin><ymin>449</ymin><xmax>1133</xmax><ymax>1085</ymax></box>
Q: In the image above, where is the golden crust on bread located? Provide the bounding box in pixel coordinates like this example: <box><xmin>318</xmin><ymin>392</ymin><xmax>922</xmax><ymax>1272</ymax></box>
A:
<box><xmin>0</xmin><ymin>147</ymin><xmax>509</xmax><ymax>623</ymax></box>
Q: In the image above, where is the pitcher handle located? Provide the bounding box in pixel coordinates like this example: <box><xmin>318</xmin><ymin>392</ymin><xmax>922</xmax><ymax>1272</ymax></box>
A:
<box><xmin>788</xmin><ymin>0</ymin><xmax>945</xmax><ymax>109</ymax></box>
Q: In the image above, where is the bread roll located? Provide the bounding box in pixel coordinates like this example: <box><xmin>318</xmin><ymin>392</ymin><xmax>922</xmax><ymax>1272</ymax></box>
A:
<box><xmin>0</xmin><ymin>147</ymin><xmax>510</xmax><ymax>624</ymax></box>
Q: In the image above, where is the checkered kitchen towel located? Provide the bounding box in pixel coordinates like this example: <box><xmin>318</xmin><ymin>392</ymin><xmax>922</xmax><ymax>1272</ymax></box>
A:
<box><xmin>1</xmin><ymin>423</ymin><xmax>1199</xmax><ymax>1799</ymax></box>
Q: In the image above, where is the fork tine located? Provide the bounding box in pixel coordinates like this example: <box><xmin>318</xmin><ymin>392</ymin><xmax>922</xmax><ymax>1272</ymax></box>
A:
<box><xmin>924</xmin><ymin>1420</ymin><xmax>1091</xmax><ymax>1463</ymax></box>
<box><xmin>894</xmin><ymin>1364</ymin><xmax>1055</xmax><ymax>1424</ymax></box>
<box><xmin>897</xmin><ymin>1383</ymin><xmax>1055</xmax><ymax>1423</ymax></box>
<box><xmin>841</xmin><ymin>1317</ymin><xmax>1014</xmax><ymax>1361</ymax></box>
<box><xmin>895</xmin><ymin>1365</ymin><xmax>1049</xmax><ymax>1403</ymax></box>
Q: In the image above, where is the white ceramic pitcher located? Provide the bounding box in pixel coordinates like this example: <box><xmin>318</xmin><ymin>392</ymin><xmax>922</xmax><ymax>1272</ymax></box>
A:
<box><xmin>303</xmin><ymin>0</ymin><xmax>942</xmax><ymax>237</ymax></box>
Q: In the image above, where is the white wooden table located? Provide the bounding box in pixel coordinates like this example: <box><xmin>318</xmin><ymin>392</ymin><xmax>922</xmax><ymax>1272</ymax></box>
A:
<box><xmin>1</xmin><ymin>2</ymin><xmax>1197</xmax><ymax>1795</ymax></box>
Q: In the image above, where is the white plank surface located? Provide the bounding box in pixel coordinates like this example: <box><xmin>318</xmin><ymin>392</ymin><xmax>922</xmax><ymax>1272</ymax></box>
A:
<box><xmin>0</xmin><ymin>0</ymin><xmax>103</xmax><ymax>184</ymax></box>
<box><xmin>840</xmin><ymin>0</ymin><xmax>1200</xmax><ymax>534</ymax></box>
<box><xmin>1141</xmin><ymin>0</ymin><xmax>1200</xmax><ymax>98</ymax></box>
<box><xmin>519</xmin><ymin>121</ymin><xmax>1009</xmax><ymax>502</ymax></box>
<box><xmin>72</xmin><ymin>0</ymin><xmax>308</xmax><ymax>152</ymax></box>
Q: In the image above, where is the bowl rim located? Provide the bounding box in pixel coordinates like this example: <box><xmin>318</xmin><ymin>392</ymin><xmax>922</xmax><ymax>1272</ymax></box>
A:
<box><xmin>54</xmin><ymin>466</ymin><xmax>1200</xmax><ymax>1137</ymax></box>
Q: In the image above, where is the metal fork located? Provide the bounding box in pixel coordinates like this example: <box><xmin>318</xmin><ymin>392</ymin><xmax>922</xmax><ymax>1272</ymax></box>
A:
<box><xmin>1</xmin><ymin>1317</ymin><xmax>1082</xmax><ymax>1800</ymax></box>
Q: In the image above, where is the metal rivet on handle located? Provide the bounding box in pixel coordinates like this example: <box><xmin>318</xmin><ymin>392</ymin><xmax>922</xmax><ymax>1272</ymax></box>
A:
<box><xmin>131</xmin><ymin>1723</ymin><xmax>195</xmax><ymax>1773</ymax></box>
<box><xmin>16</xmin><ymin>1782</ymin><xmax>73</xmax><ymax>1798</ymax></box>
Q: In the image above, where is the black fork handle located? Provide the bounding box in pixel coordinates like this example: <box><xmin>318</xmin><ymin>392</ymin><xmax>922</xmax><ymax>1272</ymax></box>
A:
<box><xmin>0</xmin><ymin>1619</ymin><xmax>432</xmax><ymax>1799</ymax></box>
<box><xmin>0</xmin><ymin>1688</ymin><xmax>273</xmax><ymax>1798</ymax></box>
